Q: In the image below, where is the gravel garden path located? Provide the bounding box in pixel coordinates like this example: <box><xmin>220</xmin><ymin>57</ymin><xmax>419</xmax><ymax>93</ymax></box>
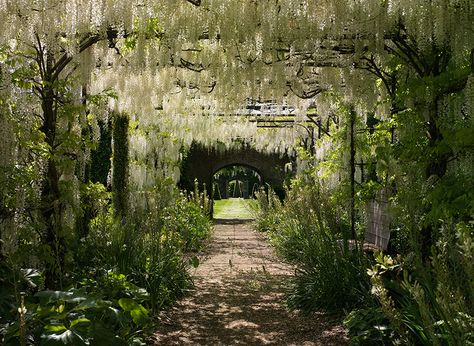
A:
<box><xmin>152</xmin><ymin>219</ymin><xmax>348</xmax><ymax>345</ymax></box>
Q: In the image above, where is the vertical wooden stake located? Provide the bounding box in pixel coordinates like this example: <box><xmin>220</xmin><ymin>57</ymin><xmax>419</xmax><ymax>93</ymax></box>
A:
<box><xmin>349</xmin><ymin>107</ymin><xmax>356</xmax><ymax>240</ymax></box>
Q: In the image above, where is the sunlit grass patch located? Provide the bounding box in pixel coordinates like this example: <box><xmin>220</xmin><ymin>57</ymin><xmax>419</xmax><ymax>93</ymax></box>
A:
<box><xmin>213</xmin><ymin>198</ymin><xmax>256</xmax><ymax>219</ymax></box>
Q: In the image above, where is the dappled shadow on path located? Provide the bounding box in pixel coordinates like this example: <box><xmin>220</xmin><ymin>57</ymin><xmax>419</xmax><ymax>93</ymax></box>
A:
<box><xmin>152</xmin><ymin>222</ymin><xmax>348</xmax><ymax>345</ymax></box>
<box><xmin>213</xmin><ymin>218</ymin><xmax>254</xmax><ymax>225</ymax></box>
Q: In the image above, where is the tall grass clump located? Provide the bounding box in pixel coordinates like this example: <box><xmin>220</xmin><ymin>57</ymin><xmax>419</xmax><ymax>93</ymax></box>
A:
<box><xmin>255</xmin><ymin>177</ymin><xmax>370</xmax><ymax>312</ymax></box>
<box><xmin>252</xmin><ymin>186</ymin><xmax>283</xmax><ymax>233</ymax></box>
<box><xmin>82</xmin><ymin>181</ymin><xmax>211</xmax><ymax>310</ymax></box>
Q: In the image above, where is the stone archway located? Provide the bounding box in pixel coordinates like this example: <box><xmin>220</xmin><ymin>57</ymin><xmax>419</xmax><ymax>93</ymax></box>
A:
<box><xmin>180</xmin><ymin>143</ymin><xmax>292</xmax><ymax>199</ymax></box>
<box><xmin>214</xmin><ymin>165</ymin><xmax>263</xmax><ymax>199</ymax></box>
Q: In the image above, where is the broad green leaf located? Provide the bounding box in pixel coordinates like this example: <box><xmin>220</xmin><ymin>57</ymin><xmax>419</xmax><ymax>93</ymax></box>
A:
<box><xmin>36</xmin><ymin>305</ymin><xmax>56</xmax><ymax>318</ymax></box>
<box><xmin>118</xmin><ymin>298</ymin><xmax>139</xmax><ymax>312</ymax></box>
<box><xmin>74</xmin><ymin>297</ymin><xmax>110</xmax><ymax>311</ymax></box>
<box><xmin>130</xmin><ymin>305</ymin><xmax>149</xmax><ymax>325</ymax></box>
<box><xmin>36</xmin><ymin>289</ymin><xmax>88</xmax><ymax>305</ymax></box>
<box><xmin>56</xmin><ymin>304</ymin><xmax>65</xmax><ymax>313</ymax></box>
<box><xmin>40</xmin><ymin>329</ymin><xmax>87</xmax><ymax>345</ymax></box>
<box><xmin>44</xmin><ymin>325</ymin><xmax>67</xmax><ymax>333</ymax></box>
<box><xmin>70</xmin><ymin>317</ymin><xmax>90</xmax><ymax>329</ymax></box>
<box><xmin>118</xmin><ymin>298</ymin><xmax>149</xmax><ymax>325</ymax></box>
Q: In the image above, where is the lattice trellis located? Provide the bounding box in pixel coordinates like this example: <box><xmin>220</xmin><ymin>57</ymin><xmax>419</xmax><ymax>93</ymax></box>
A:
<box><xmin>365</xmin><ymin>188</ymin><xmax>391</xmax><ymax>250</ymax></box>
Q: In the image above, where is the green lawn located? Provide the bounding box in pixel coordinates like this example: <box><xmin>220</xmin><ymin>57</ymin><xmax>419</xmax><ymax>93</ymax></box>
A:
<box><xmin>213</xmin><ymin>198</ymin><xmax>257</xmax><ymax>220</ymax></box>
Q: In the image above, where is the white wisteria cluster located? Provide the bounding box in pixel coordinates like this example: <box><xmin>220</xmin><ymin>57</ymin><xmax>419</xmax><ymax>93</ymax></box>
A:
<box><xmin>0</xmin><ymin>0</ymin><xmax>471</xmax><ymax>204</ymax></box>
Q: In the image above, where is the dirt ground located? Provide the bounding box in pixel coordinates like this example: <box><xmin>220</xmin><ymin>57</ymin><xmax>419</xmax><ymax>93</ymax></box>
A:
<box><xmin>152</xmin><ymin>219</ymin><xmax>349</xmax><ymax>345</ymax></box>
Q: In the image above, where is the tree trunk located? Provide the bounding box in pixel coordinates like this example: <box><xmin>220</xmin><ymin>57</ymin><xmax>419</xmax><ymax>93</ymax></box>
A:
<box><xmin>419</xmin><ymin>96</ymin><xmax>452</xmax><ymax>260</ymax></box>
<box><xmin>40</xmin><ymin>86</ymin><xmax>66</xmax><ymax>289</ymax></box>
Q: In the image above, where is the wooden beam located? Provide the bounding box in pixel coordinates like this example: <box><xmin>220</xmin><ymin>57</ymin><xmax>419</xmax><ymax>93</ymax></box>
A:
<box><xmin>186</xmin><ymin>0</ymin><xmax>201</xmax><ymax>5</ymax></box>
<box><xmin>250</xmin><ymin>119</ymin><xmax>313</xmax><ymax>124</ymax></box>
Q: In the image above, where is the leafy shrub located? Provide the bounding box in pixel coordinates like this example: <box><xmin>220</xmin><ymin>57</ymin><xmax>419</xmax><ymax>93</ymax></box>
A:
<box><xmin>282</xmin><ymin>217</ymin><xmax>369</xmax><ymax>312</ymax></box>
<box><xmin>344</xmin><ymin>306</ymin><xmax>394</xmax><ymax>345</ymax></box>
<box><xmin>0</xmin><ymin>264</ymin><xmax>44</xmax><ymax>344</ymax></box>
<box><xmin>287</xmin><ymin>247</ymin><xmax>369</xmax><ymax>312</ymax></box>
<box><xmin>164</xmin><ymin>193</ymin><xmax>211</xmax><ymax>252</ymax></box>
<box><xmin>79</xmin><ymin>181</ymin><xmax>210</xmax><ymax>311</ymax></box>
<box><xmin>0</xmin><ymin>178</ymin><xmax>211</xmax><ymax>344</ymax></box>
<box><xmin>1</xmin><ymin>274</ymin><xmax>150</xmax><ymax>345</ymax></box>
<box><xmin>255</xmin><ymin>179</ymin><xmax>370</xmax><ymax>312</ymax></box>
<box><xmin>362</xmin><ymin>225</ymin><xmax>474</xmax><ymax>346</ymax></box>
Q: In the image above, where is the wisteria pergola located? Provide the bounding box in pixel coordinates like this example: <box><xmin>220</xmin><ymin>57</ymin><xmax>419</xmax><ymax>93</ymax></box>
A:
<box><xmin>0</xmin><ymin>0</ymin><xmax>472</xmax><ymax>264</ymax></box>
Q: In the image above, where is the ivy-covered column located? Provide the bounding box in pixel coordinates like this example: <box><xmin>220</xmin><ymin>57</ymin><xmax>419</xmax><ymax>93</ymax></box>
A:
<box><xmin>112</xmin><ymin>113</ymin><xmax>129</xmax><ymax>219</ymax></box>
